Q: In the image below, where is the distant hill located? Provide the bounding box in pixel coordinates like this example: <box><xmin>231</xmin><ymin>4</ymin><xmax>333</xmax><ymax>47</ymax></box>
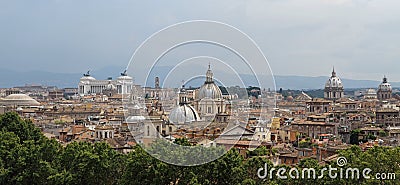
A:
<box><xmin>0</xmin><ymin>66</ymin><xmax>125</xmax><ymax>88</ymax></box>
<box><xmin>1</xmin><ymin>67</ymin><xmax>399</xmax><ymax>90</ymax></box>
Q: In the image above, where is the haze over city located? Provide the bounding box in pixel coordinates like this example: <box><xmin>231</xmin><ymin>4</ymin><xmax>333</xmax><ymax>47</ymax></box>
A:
<box><xmin>1</xmin><ymin>0</ymin><xmax>400</xmax><ymax>85</ymax></box>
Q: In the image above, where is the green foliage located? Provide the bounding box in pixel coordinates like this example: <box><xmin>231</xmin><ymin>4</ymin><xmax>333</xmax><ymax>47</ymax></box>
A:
<box><xmin>0</xmin><ymin>112</ymin><xmax>43</xmax><ymax>142</ymax></box>
<box><xmin>298</xmin><ymin>140</ymin><xmax>311</xmax><ymax>148</ymax></box>
<box><xmin>350</xmin><ymin>129</ymin><xmax>361</xmax><ymax>145</ymax></box>
<box><xmin>366</xmin><ymin>134</ymin><xmax>377</xmax><ymax>141</ymax></box>
<box><xmin>174</xmin><ymin>138</ymin><xmax>192</xmax><ymax>146</ymax></box>
<box><xmin>379</xmin><ymin>130</ymin><xmax>388</xmax><ymax>137</ymax></box>
<box><xmin>247</xmin><ymin>146</ymin><xmax>268</xmax><ymax>156</ymax></box>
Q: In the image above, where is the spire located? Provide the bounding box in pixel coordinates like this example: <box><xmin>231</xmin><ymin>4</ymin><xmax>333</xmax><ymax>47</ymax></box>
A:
<box><xmin>155</xmin><ymin>76</ymin><xmax>160</xmax><ymax>89</ymax></box>
<box><xmin>332</xmin><ymin>66</ymin><xmax>336</xmax><ymax>77</ymax></box>
<box><xmin>205</xmin><ymin>63</ymin><xmax>214</xmax><ymax>83</ymax></box>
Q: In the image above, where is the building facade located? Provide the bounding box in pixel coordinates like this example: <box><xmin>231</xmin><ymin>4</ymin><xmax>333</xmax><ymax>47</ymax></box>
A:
<box><xmin>78</xmin><ymin>70</ymin><xmax>133</xmax><ymax>96</ymax></box>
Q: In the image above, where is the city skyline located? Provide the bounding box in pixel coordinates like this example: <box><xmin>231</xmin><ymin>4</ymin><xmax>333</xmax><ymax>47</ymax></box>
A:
<box><xmin>2</xmin><ymin>1</ymin><xmax>400</xmax><ymax>184</ymax></box>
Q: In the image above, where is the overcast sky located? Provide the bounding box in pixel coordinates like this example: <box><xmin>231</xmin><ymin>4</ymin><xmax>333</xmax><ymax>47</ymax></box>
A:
<box><xmin>1</xmin><ymin>0</ymin><xmax>400</xmax><ymax>82</ymax></box>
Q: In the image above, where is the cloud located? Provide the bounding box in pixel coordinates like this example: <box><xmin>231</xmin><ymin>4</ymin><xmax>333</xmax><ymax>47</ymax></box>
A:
<box><xmin>0</xmin><ymin>0</ymin><xmax>400</xmax><ymax>84</ymax></box>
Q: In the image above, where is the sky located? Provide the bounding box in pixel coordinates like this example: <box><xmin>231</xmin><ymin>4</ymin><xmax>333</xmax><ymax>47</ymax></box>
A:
<box><xmin>1</xmin><ymin>0</ymin><xmax>400</xmax><ymax>83</ymax></box>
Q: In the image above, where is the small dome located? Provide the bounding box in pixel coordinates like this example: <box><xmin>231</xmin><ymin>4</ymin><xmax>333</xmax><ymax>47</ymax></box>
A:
<box><xmin>325</xmin><ymin>76</ymin><xmax>343</xmax><ymax>88</ymax></box>
<box><xmin>366</xmin><ymin>88</ymin><xmax>376</xmax><ymax>94</ymax></box>
<box><xmin>126</xmin><ymin>115</ymin><xmax>146</xmax><ymax>123</ymax></box>
<box><xmin>378</xmin><ymin>76</ymin><xmax>392</xmax><ymax>91</ymax></box>
<box><xmin>287</xmin><ymin>96</ymin><xmax>294</xmax><ymax>101</ymax></box>
<box><xmin>169</xmin><ymin>104</ymin><xmax>199</xmax><ymax>124</ymax></box>
<box><xmin>0</xmin><ymin>94</ymin><xmax>40</xmax><ymax>106</ymax></box>
<box><xmin>325</xmin><ymin>68</ymin><xmax>343</xmax><ymax>88</ymax></box>
<box><xmin>198</xmin><ymin>64</ymin><xmax>222</xmax><ymax>99</ymax></box>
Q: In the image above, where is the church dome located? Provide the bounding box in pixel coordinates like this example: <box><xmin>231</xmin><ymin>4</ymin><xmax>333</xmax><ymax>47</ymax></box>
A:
<box><xmin>169</xmin><ymin>104</ymin><xmax>199</xmax><ymax>124</ymax></box>
<box><xmin>198</xmin><ymin>64</ymin><xmax>222</xmax><ymax>99</ymax></box>
<box><xmin>198</xmin><ymin>83</ymin><xmax>222</xmax><ymax>99</ymax></box>
<box><xmin>126</xmin><ymin>115</ymin><xmax>146</xmax><ymax>123</ymax></box>
<box><xmin>378</xmin><ymin>76</ymin><xmax>392</xmax><ymax>91</ymax></box>
<box><xmin>325</xmin><ymin>68</ymin><xmax>343</xmax><ymax>88</ymax></box>
<box><xmin>0</xmin><ymin>94</ymin><xmax>40</xmax><ymax>106</ymax></box>
<box><xmin>169</xmin><ymin>85</ymin><xmax>199</xmax><ymax>124</ymax></box>
<box><xmin>366</xmin><ymin>88</ymin><xmax>376</xmax><ymax>94</ymax></box>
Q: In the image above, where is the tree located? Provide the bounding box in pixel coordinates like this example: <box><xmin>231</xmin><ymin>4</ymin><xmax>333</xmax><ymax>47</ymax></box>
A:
<box><xmin>53</xmin><ymin>141</ymin><xmax>125</xmax><ymax>185</ymax></box>
<box><xmin>242</xmin><ymin>157</ymin><xmax>273</xmax><ymax>184</ymax></box>
<box><xmin>350</xmin><ymin>129</ymin><xmax>361</xmax><ymax>145</ymax></box>
<box><xmin>0</xmin><ymin>113</ymin><xmax>60</xmax><ymax>184</ymax></box>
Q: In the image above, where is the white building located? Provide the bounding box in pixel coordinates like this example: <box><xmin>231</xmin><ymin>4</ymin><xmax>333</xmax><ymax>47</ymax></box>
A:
<box><xmin>78</xmin><ymin>70</ymin><xmax>133</xmax><ymax>96</ymax></box>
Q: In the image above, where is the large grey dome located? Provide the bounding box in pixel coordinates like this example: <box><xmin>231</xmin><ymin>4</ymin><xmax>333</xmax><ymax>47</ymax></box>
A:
<box><xmin>198</xmin><ymin>83</ymin><xmax>222</xmax><ymax>99</ymax></box>
<box><xmin>169</xmin><ymin>104</ymin><xmax>199</xmax><ymax>124</ymax></box>
<box><xmin>0</xmin><ymin>94</ymin><xmax>40</xmax><ymax>106</ymax></box>
<box><xmin>169</xmin><ymin>85</ymin><xmax>199</xmax><ymax>124</ymax></box>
